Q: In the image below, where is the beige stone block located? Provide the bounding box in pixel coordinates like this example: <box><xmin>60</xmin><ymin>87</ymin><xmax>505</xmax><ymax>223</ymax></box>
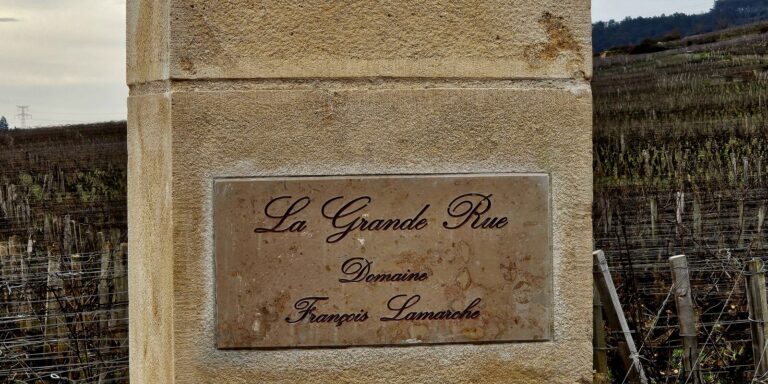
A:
<box><xmin>127</xmin><ymin>94</ymin><xmax>174</xmax><ymax>383</ymax></box>
<box><xmin>127</xmin><ymin>0</ymin><xmax>170</xmax><ymax>84</ymax></box>
<box><xmin>149</xmin><ymin>86</ymin><xmax>594</xmax><ymax>383</ymax></box>
<box><xmin>125</xmin><ymin>0</ymin><xmax>592</xmax><ymax>83</ymax></box>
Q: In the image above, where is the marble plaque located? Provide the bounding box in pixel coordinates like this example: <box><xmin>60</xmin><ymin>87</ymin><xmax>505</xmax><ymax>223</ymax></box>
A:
<box><xmin>214</xmin><ymin>174</ymin><xmax>552</xmax><ymax>348</ymax></box>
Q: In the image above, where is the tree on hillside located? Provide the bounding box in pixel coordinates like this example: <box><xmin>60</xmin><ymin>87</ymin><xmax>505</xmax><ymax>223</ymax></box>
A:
<box><xmin>593</xmin><ymin>0</ymin><xmax>768</xmax><ymax>52</ymax></box>
<box><xmin>0</xmin><ymin>116</ymin><xmax>8</xmax><ymax>131</ymax></box>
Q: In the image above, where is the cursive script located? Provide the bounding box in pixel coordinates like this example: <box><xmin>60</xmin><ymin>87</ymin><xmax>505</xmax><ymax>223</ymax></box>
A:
<box><xmin>338</xmin><ymin>257</ymin><xmax>428</xmax><ymax>283</ymax></box>
<box><xmin>254</xmin><ymin>196</ymin><xmax>310</xmax><ymax>233</ymax></box>
<box><xmin>284</xmin><ymin>296</ymin><xmax>369</xmax><ymax>327</ymax></box>
<box><xmin>380</xmin><ymin>294</ymin><xmax>482</xmax><ymax>322</ymax></box>
<box><xmin>321</xmin><ymin>196</ymin><xmax>429</xmax><ymax>243</ymax></box>
<box><xmin>442</xmin><ymin>193</ymin><xmax>508</xmax><ymax>230</ymax></box>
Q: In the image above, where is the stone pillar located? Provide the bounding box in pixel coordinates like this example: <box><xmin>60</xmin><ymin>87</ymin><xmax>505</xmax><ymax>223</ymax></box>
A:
<box><xmin>127</xmin><ymin>1</ymin><xmax>592</xmax><ymax>383</ymax></box>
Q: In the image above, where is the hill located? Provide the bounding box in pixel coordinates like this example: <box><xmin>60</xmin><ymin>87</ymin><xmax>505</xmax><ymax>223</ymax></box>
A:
<box><xmin>593</xmin><ymin>0</ymin><xmax>768</xmax><ymax>53</ymax></box>
<box><xmin>593</xmin><ymin>22</ymin><xmax>768</xmax><ymax>382</ymax></box>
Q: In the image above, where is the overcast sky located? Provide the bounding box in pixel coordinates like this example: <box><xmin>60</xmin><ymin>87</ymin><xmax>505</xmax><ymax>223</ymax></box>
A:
<box><xmin>0</xmin><ymin>0</ymin><xmax>715</xmax><ymax>128</ymax></box>
<box><xmin>593</xmin><ymin>0</ymin><xmax>715</xmax><ymax>22</ymax></box>
<box><xmin>0</xmin><ymin>0</ymin><xmax>126</xmax><ymax>128</ymax></box>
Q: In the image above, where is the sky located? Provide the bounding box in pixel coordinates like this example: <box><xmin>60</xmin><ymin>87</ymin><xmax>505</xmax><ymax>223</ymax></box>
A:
<box><xmin>593</xmin><ymin>0</ymin><xmax>715</xmax><ymax>22</ymax></box>
<box><xmin>0</xmin><ymin>1</ymin><xmax>126</xmax><ymax>128</ymax></box>
<box><xmin>0</xmin><ymin>0</ymin><xmax>716</xmax><ymax>128</ymax></box>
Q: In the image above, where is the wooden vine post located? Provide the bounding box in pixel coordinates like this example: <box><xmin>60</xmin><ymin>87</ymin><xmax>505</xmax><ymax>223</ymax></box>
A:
<box><xmin>10</xmin><ymin>236</ymin><xmax>32</xmax><ymax>331</ymax></box>
<box><xmin>593</xmin><ymin>286</ymin><xmax>609</xmax><ymax>381</ymax></box>
<box><xmin>593</xmin><ymin>250</ymin><xmax>648</xmax><ymax>384</ymax></box>
<box><xmin>0</xmin><ymin>241</ymin><xmax>8</xmax><ymax>318</ymax></box>
<box><xmin>669</xmin><ymin>254</ymin><xmax>703</xmax><ymax>384</ymax></box>
<box><xmin>44</xmin><ymin>245</ymin><xmax>66</xmax><ymax>359</ymax></box>
<box><xmin>110</xmin><ymin>243</ymin><xmax>128</xmax><ymax>333</ymax></box>
<box><xmin>745</xmin><ymin>258</ymin><xmax>768</xmax><ymax>380</ymax></box>
<box><xmin>97</xmin><ymin>232</ymin><xmax>111</xmax><ymax>350</ymax></box>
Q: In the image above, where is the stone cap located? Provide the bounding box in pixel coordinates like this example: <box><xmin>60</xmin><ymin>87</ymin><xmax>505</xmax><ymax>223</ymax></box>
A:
<box><xmin>128</xmin><ymin>0</ymin><xmax>592</xmax><ymax>84</ymax></box>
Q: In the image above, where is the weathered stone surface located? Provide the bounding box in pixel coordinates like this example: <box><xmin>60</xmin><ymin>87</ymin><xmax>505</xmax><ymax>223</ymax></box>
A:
<box><xmin>127</xmin><ymin>0</ymin><xmax>169</xmax><ymax>84</ymax></box>
<box><xmin>163</xmin><ymin>0</ymin><xmax>591</xmax><ymax>80</ymax></box>
<box><xmin>127</xmin><ymin>0</ymin><xmax>594</xmax><ymax>382</ymax></box>
<box><xmin>128</xmin><ymin>88</ymin><xmax>593</xmax><ymax>382</ymax></box>
<box><xmin>158</xmin><ymin>86</ymin><xmax>593</xmax><ymax>382</ymax></box>
<box><xmin>127</xmin><ymin>94</ymin><xmax>173</xmax><ymax>384</ymax></box>
<box><xmin>214</xmin><ymin>174</ymin><xmax>552</xmax><ymax>348</ymax></box>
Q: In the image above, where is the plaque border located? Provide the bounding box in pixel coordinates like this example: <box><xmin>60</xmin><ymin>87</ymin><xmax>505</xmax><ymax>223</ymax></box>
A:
<box><xmin>211</xmin><ymin>172</ymin><xmax>554</xmax><ymax>350</ymax></box>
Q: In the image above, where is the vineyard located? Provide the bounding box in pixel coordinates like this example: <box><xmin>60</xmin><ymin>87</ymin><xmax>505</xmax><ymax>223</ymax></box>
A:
<box><xmin>0</xmin><ymin>15</ymin><xmax>767</xmax><ymax>384</ymax></box>
<box><xmin>0</xmin><ymin>123</ymin><xmax>128</xmax><ymax>383</ymax></box>
<box><xmin>594</xmin><ymin>23</ymin><xmax>768</xmax><ymax>382</ymax></box>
